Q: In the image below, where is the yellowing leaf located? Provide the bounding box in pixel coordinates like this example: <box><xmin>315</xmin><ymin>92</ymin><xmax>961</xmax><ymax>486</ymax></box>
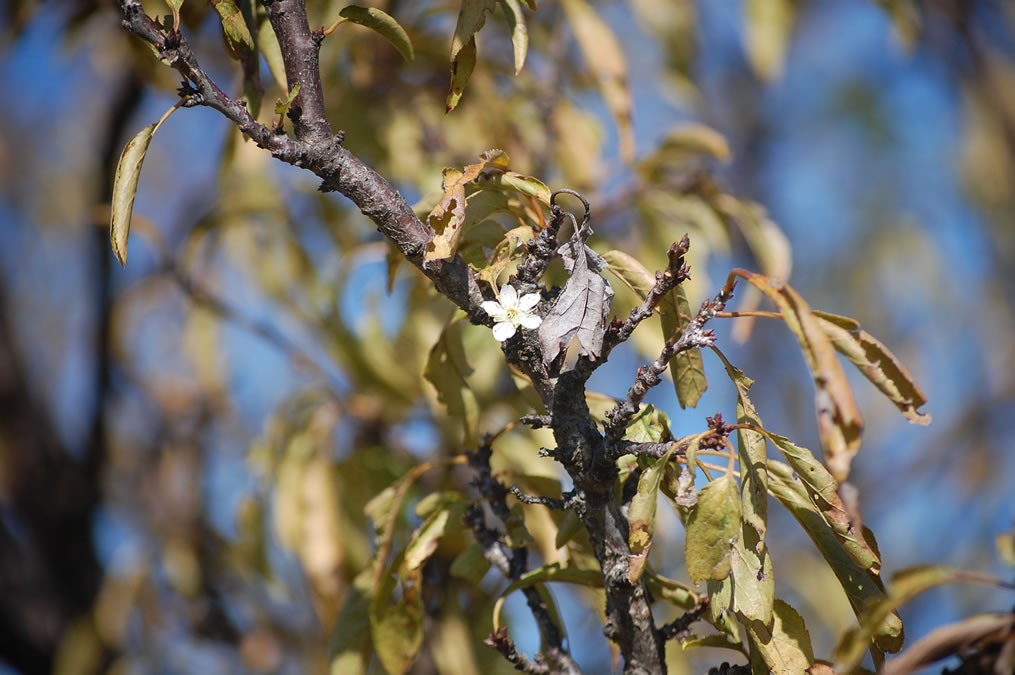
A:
<box><xmin>476</xmin><ymin>171</ymin><xmax>552</xmax><ymax>205</ymax></box>
<box><xmin>561</xmin><ymin>0</ymin><xmax>635</xmax><ymax>162</ymax></box>
<box><xmin>747</xmin><ymin>600</ymin><xmax>815</xmax><ymax>673</ymax></box>
<box><xmin>627</xmin><ymin>443</ymin><xmax>679</xmax><ymax>583</ymax></box>
<box><xmin>425</xmin><ymin>149</ymin><xmax>509</xmax><ymax>262</ymax></box>
<box><xmin>340</xmin><ymin>6</ymin><xmax>415</xmax><ymax>62</ymax></box>
<box><xmin>833</xmin><ymin>565</ymin><xmax>992</xmax><ymax>670</ymax></box>
<box><xmin>813</xmin><ymin>311</ymin><xmax>931</xmax><ymax>425</ymax></box>
<box><xmin>450</xmin><ymin>542</ymin><xmax>491</xmax><ymax>584</ymax></box>
<box><xmin>258</xmin><ymin>17</ymin><xmax>287</xmax><ymax>91</ymax></box>
<box><xmin>447</xmin><ymin>0</ymin><xmax>497</xmax><ymax>111</ymax></box>
<box><xmin>766</xmin><ymin>460</ymin><xmax>903</xmax><ymax>654</ymax></box>
<box><xmin>602</xmin><ymin>250</ymin><xmax>707</xmax><ymax>407</ymax></box>
<box><xmin>404</xmin><ymin>500</ymin><xmax>467</xmax><ymax>571</ymax></box>
<box><xmin>658</xmin><ymin>122</ymin><xmax>731</xmax><ymax>163</ymax></box>
<box><xmin>370</xmin><ymin>562</ymin><xmax>424</xmax><ymax>675</ymax></box>
<box><xmin>685</xmin><ymin>473</ymin><xmax>741</xmax><ymax>585</ymax></box>
<box><xmin>743</xmin><ymin>0</ymin><xmax>796</xmax><ymax>81</ymax></box>
<box><xmin>329</xmin><ymin>569</ymin><xmax>372</xmax><ymax>675</ymax></box>
<box><xmin>732</xmin><ymin>269</ymin><xmax>863</xmax><ymax>482</ymax></box>
<box><xmin>110</xmin><ymin>106</ymin><xmax>178</xmax><ymax>266</ymax></box>
<box><xmin>498</xmin><ymin>0</ymin><xmax>528</xmax><ymax>74</ymax></box>
<box><xmin>212</xmin><ymin>0</ymin><xmax>255</xmax><ymax>57</ymax></box>
<box><xmin>423</xmin><ymin>314</ymin><xmax>479</xmax><ymax>447</ymax></box>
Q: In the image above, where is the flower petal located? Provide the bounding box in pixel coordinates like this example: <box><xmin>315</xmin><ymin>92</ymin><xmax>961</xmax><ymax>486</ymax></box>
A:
<box><xmin>492</xmin><ymin>321</ymin><xmax>517</xmax><ymax>341</ymax></box>
<box><xmin>499</xmin><ymin>284</ymin><xmax>518</xmax><ymax>309</ymax></box>
<box><xmin>481</xmin><ymin>301</ymin><xmax>507</xmax><ymax>320</ymax></box>
<box><xmin>518</xmin><ymin>293</ymin><xmax>541</xmax><ymax>311</ymax></box>
<box><xmin>520</xmin><ymin>314</ymin><xmax>542</xmax><ymax>329</ymax></box>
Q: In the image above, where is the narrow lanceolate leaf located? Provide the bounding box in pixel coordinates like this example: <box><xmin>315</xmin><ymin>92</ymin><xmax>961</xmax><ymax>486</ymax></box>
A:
<box><xmin>498</xmin><ymin>0</ymin><xmax>528</xmax><ymax>74</ymax></box>
<box><xmin>340</xmin><ymin>6</ymin><xmax>415</xmax><ymax>62</ymax></box>
<box><xmin>424</xmin><ymin>149</ymin><xmax>509</xmax><ymax>262</ymax></box>
<box><xmin>685</xmin><ymin>473</ymin><xmax>741</xmax><ymax>585</ymax></box>
<box><xmin>834</xmin><ymin>565</ymin><xmax>1009</xmax><ymax>671</ymax></box>
<box><xmin>601</xmin><ymin>250</ymin><xmax>707</xmax><ymax>407</ymax></box>
<box><xmin>476</xmin><ymin>171</ymin><xmax>552</xmax><ymax>205</ymax></box>
<box><xmin>814</xmin><ymin>311</ymin><xmax>931</xmax><ymax>425</ymax></box>
<box><xmin>767</xmin><ymin>460</ymin><xmax>903</xmax><ymax>654</ymax></box>
<box><xmin>561</xmin><ymin>0</ymin><xmax>634</xmax><ymax>162</ymax></box>
<box><xmin>628</xmin><ymin>444</ymin><xmax>679</xmax><ymax>583</ymax></box>
<box><xmin>763</xmin><ymin>430</ymin><xmax>881</xmax><ymax>571</ymax></box>
<box><xmin>212</xmin><ymin>0</ymin><xmax>255</xmax><ymax>56</ymax></box>
<box><xmin>447</xmin><ymin>0</ymin><xmax>497</xmax><ymax>111</ymax></box>
<box><xmin>110</xmin><ymin>107</ymin><xmax>177</xmax><ymax>266</ymax></box>
<box><xmin>732</xmin><ymin>269</ymin><xmax>863</xmax><ymax>482</ymax></box>
<box><xmin>743</xmin><ymin>0</ymin><xmax>796</xmax><ymax>81</ymax></box>
<box><xmin>492</xmin><ymin>562</ymin><xmax>602</xmax><ymax>629</ymax></box>
<box><xmin>404</xmin><ymin>500</ymin><xmax>467</xmax><ymax>571</ymax></box>
<box><xmin>746</xmin><ymin>600</ymin><xmax>815</xmax><ymax>674</ymax></box>
<box><xmin>715</xmin><ymin>353</ymin><xmax>767</xmax><ymax>543</ymax></box>
<box><xmin>370</xmin><ymin>561</ymin><xmax>424</xmax><ymax>675</ymax></box>
<box><xmin>328</xmin><ymin>568</ymin><xmax>373</xmax><ymax>675</ymax></box>
<box><xmin>424</xmin><ymin>315</ymin><xmax>479</xmax><ymax>448</ymax></box>
<box><xmin>257</xmin><ymin>17</ymin><xmax>287</xmax><ymax>91</ymax></box>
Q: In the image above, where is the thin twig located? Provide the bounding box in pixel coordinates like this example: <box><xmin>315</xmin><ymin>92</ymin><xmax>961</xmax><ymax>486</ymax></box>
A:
<box><xmin>603</xmin><ymin>282</ymin><xmax>735</xmax><ymax>440</ymax></box>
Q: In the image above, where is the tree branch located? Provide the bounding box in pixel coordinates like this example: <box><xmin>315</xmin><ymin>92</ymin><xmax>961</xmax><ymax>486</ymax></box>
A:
<box><xmin>603</xmin><ymin>284</ymin><xmax>735</xmax><ymax>441</ymax></box>
<box><xmin>262</xmin><ymin>0</ymin><xmax>330</xmax><ymax>141</ymax></box>
<box><xmin>116</xmin><ymin>0</ymin><xmax>488</xmax><ymax>322</ymax></box>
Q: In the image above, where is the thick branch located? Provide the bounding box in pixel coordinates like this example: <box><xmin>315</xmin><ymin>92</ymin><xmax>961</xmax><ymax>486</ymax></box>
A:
<box><xmin>117</xmin><ymin>1</ymin><xmax>487</xmax><ymax>320</ymax></box>
<box><xmin>263</xmin><ymin>0</ymin><xmax>330</xmax><ymax>141</ymax></box>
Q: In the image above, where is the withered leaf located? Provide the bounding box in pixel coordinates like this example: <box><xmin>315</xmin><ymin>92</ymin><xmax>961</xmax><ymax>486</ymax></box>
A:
<box><xmin>538</xmin><ymin>225</ymin><xmax>613</xmax><ymax>367</ymax></box>
<box><xmin>424</xmin><ymin>149</ymin><xmax>510</xmax><ymax>263</ymax></box>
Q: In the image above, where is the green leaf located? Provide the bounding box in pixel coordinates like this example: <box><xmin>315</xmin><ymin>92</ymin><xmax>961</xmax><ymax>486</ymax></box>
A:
<box><xmin>554</xmin><ymin>509</ymin><xmax>584</xmax><ymax>549</ymax></box>
<box><xmin>475</xmin><ymin>171</ymin><xmax>552</xmax><ymax>205</ymax></box>
<box><xmin>274</xmin><ymin>81</ymin><xmax>301</xmax><ymax>116</ymax></box>
<box><xmin>766</xmin><ymin>460</ymin><xmax>903</xmax><ymax>654</ymax></box>
<box><xmin>813</xmin><ymin>310</ymin><xmax>931</xmax><ymax>425</ymax></box>
<box><xmin>685</xmin><ymin>473</ymin><xmax>741</xmax><ymax>585</ymax></box>
<box><xmin>212</xmin><ymin>0</ymin><xmax>255</xmax><ymax>56</ymax></box>
<box><xmin>339</xmin><ymin>6</ymin><xmax>415</xmax><ymax>63</ymax></box>
<box><xmin>644</xmin><ymin>570</ymin><xmax>699</xmax><ymax>610</ymax></box>
<box><xmin>746</xmin><ymin>599</ymin><xmax>814</xmax><ymax>673</ymax></box>
<box><xmin>498</xmin><ymin>0</ymin><xmax>528</xmax><ymax>74</ymax></box>
<box><xmin>404</xmin><ymin>500</ymin><xmax>467</xmax><ymax>571</ymax></box>
<box><xmin>370</xmin><ymin>562</ymin><xmax>423</xmax><ymax>675</ymax></box>
<box><xmin>110</xmin><ymin>107</ymin><xmax>177</xmax><ymax>266</ymax></box>
<box><xmin>628</xmin><ymin>444</ymin><xmax>679</xmax><ymax>583</ymax></box>
<box><xmin>834</xmin><ymin>565</ymin><xmax>1009</xmax><ymax>670</ymax></box>
<box><xmin>450</xmin><ymin>542</ymin><xmax>491</xmax><ymax>585</ymax></box>
<box><xmin>328</xmin><ymin>568</ymin><xmax>373</xmax><ymax>675</ymax></box>
<box><xmin>732</xmin><ymin>269</ymin><xmax>863</xmax><ymax>482</ymax></box>
<box><xmin>601</xmin><ymin>250</ymin><xmax>707</xmax><ymax>408</ymax></box>
<box><xmin>423</xmin><ymin>314</ymin><xmax>479</xmax><ymax>448</ymax></box>
<box><xmin>623</xmin><ymin>405</ymin><xmax>672</xmax><ymax>443</ymax></box>
<box><xmin>446</xmin><ymin>0</ymin><xmax>497</xmax><ymax>111</ymax></box>
<box><xmin>730</xmin><ymin>536</ymin><xmax>773</xmax><ymax>626</ymax></box>
<box><xmin>492</xmin><ymin>562</ymin><xmax>602</xmax><ymax>630</ymax></box>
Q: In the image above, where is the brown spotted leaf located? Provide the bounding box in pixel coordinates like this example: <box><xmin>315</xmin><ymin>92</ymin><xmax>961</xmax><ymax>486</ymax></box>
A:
<box><xmin>628</xmin><ymin>444</ymin><xmax>679</xmax><ymax>583</ymax></box>
<box><xmin>685</xmin><ymin>473</ymin><xmax>741</xmax><ymax>585</ymax></box>
<box><xmin>732</xmin><ymin>269</ymin><xmax>863</xmax><ymax>482</ymax></box>
<box><xmin>424</xmin><ymin>149</ymin><xmax>509</xmax><ymax>262</ymax></box>
<box><xmin>813</xmin><ymin>311</ymin><xmax>931</xmax><ymax>425</ymax></box>
<box><xmin>446</xmin><ymin>0</ymin><xmax>497</xmax><ymax>111</ymax></box>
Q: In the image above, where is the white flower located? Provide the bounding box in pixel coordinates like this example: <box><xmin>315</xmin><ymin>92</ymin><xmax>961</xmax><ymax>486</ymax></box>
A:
<box><xmin>481</xmin><ymin>284</ymin><xmax>542</xmax><ymax>342</ymax></box>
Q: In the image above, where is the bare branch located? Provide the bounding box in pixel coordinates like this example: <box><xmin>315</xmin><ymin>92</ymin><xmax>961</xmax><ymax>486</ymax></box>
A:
<box><xmin>263</xmin><ymin>0</ymin><xmax>330</xmax><ymax>141</ymax></box>
<box><xmin>509</xmin><ymin>486</ymin><xmax>569</xmax><ymax>510</ymax></box>
<box><xmin>603</xmin><ymin>284</ymin><xmax>735</xmax><ymax>440</ymax></box>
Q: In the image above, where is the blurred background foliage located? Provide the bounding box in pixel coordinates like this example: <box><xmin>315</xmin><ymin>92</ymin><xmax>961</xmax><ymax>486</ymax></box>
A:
<box><xmin>1</xmin><ymin>0</ymin><xmax>1014</xmax><ymax>673</ymax></box>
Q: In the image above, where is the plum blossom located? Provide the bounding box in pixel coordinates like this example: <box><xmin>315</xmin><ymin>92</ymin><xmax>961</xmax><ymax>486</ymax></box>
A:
<box><xmin>481</xmin><ymin>284</ymin><xmax>542</xmax><ymax>341</ymax></box>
